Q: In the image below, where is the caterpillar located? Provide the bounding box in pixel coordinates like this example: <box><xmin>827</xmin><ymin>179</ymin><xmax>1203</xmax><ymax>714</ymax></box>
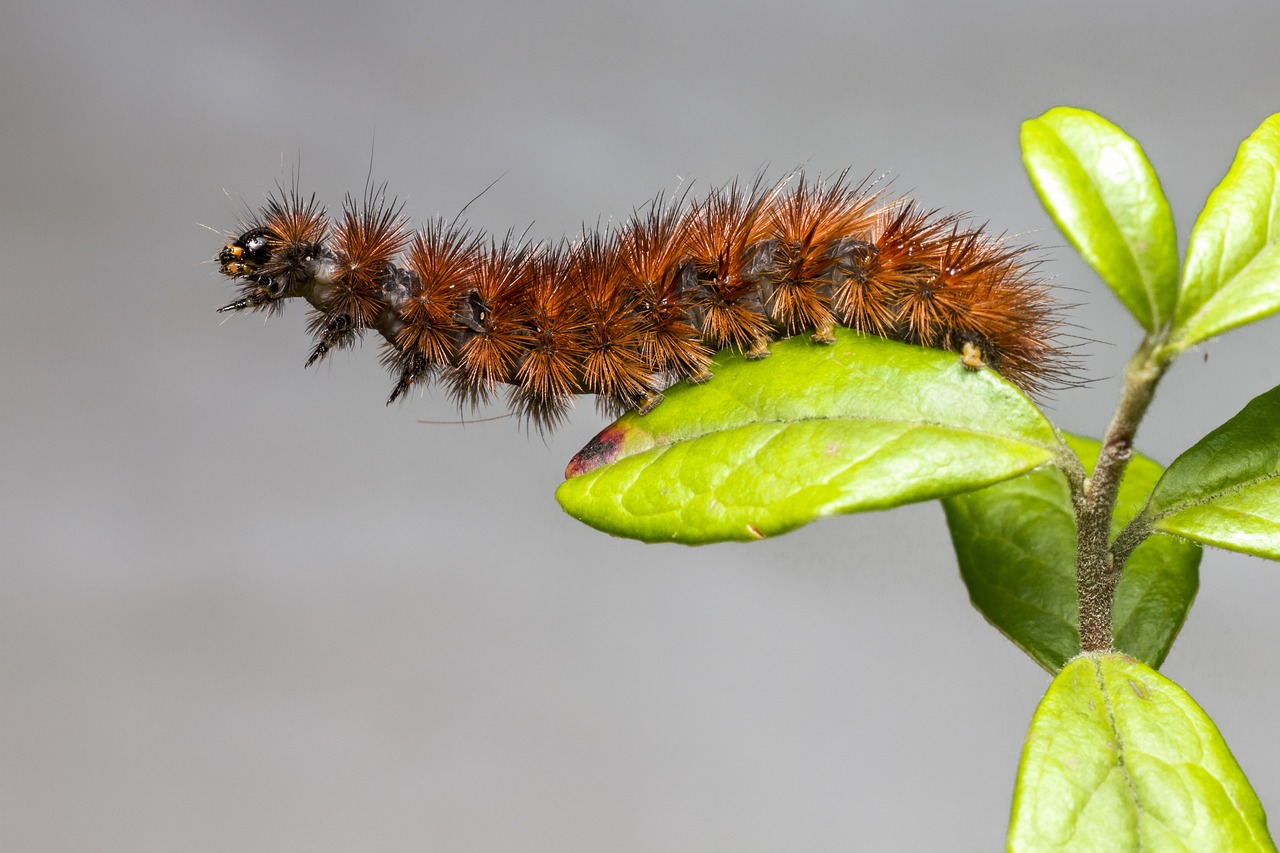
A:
<box><xmin>214</xmin><ymin>171</ymin><xmax>1071</xmax><ymax>431</ymax></box>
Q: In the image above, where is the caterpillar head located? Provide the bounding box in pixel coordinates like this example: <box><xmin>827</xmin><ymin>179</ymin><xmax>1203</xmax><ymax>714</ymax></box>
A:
<box><xmin>218</xmin><ymin>228</ymin><xmax>273</xmax><ymax>276</ymax></box>
<box><xmin>216</xmin><ymin>227</ymin><xmax>333</xmax><ymax>315</ymax></box>
<box><xmin>216</xmin><ymin>227</ymin><xmax>287</xmax><ymax>312</ymax></box>
<box><xmin>216</xmin><ymin>188</ymin><xmax>330</xmax><ymax>314</ymax></box>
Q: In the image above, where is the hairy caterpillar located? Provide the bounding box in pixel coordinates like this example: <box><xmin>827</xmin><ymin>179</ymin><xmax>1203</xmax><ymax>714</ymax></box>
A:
<box><xmin>214</xmin><ymin>171</ymin><xmax>1071</xmax><ymax>431</ymax></box>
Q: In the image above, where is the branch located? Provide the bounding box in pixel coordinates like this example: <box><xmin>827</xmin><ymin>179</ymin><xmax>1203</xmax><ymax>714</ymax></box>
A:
<box><xmin>1111</xmin><ymin>510</ymin><xmax>1154</xmax><ymax>570</ymax></box>
<box><xmin>1074</xmin><ymin>341</ymin><xmax>1170</xmax><ymax>652</ymax></box>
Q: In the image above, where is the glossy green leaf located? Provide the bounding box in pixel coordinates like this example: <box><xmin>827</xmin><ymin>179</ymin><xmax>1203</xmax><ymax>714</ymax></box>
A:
<box><xmin>556</xmin><ymin>331</ymin><xmax>1059</xmax><ymax>544</ymax></box>
<box><xmin>1022</xmin><ymin>107</ymin><xmax>1178</xmax><ymax>332</ymax></box>
<box><xmin>1148</xmin><ymin>383</ymin><xmax>1280</xmax><ymax>559</ymax></box>
<box><xmin>944</xmin><ymin>435</ymin><xmax>1200</xmax><ymax>672</ymax></box>
<box><xmin>1169</xmin><ymin>113</ymin><xmax>1280</xmax><ymax>350</ymax></box>
<box><xmin>1009</xmin><ymin>654</ymin><xmax>1276</xmax><ymax>852</ymax></box>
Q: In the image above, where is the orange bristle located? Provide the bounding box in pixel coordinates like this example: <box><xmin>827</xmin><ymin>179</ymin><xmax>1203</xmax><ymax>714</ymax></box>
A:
<box><xmin>447</xmin><ymin>235</ymin><xmax>535</xmax><ymax>410</ymax></box>
<box><xmin>572</xmin><ymin>231</ymin><xmax>654</xmax><ymax>413</ymax></box>
<box><xmin>383</xmin><ymin>217</ymin><xmax>480</xmax><ymax>402</ymax></box>
<box><xmin>616</xmin><ymin>195</ymin><xmax>712</xmax><ymax>382</ymax></box>
<box><xmin>765</xmin><ymin>171</ymin><xmax>880</xmax><ymax>341</ymax></box>
<box><xmin>262</xmin><ymin>187</ymin><xmax>328</xmax><ymax>252</ymax></box>
<box><xmin>510</xmin><ymin>245</ymin><xmax>587</xmax><ymax>430</ymax></box>
<box><xmin>683</xmin><ymin>180</ymin><xmax>779</xmax><ymax>355</ymax></box>
<box><xmin>323</xmin><ymin>187</ymin><xmax>411</xmax><ymax>329</ymax></box>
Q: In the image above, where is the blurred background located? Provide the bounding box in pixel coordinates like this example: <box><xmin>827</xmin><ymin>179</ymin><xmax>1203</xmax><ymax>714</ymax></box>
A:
<box><xmin>3</xmin><ymin>0</ymin><xmax>1279</xmax><ymax>849</ymax></box>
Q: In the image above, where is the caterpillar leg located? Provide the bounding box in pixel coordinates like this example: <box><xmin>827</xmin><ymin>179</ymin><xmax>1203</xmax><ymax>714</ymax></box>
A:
<box><xmin>745</xmin><ymin>335</ymin><xmax>772</xmax><ymax>360</ymax></box>
<box><xmin>636</xmin><ymin>390</ymin><xmax>665</xmax><ymax>415</ymax></box>
<box><xmin>386</xmin><ymin>354</ymin><xmax>429</xmax><ymax>405</ymax></box>
<box><xmin>305</xmin><ymin>315</ymin><xmax>355</xmax><ymax>367</ymax></box>
<box><xmin>810</xmin><ymin>319</ymin><xmax>837</xmax><ymax>345</ymax></box>
<box><xmin>960</xmin><ymin>341</ymin><xmax>986</xmax><ymax>371</ymax></box>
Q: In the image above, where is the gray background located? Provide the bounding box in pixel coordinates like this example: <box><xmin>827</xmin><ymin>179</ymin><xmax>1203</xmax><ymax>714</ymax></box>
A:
<box><xmin>3</xmin><ymin>0</ymin><xmax>1279</xmax><ymax>849</ymax></box>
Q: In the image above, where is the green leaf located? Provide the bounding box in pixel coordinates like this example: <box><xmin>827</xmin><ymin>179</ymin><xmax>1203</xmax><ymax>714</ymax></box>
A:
<box><xmin>1009</xmin><ymin>654</ymin><xmax>1276</xmax><ymax>852</ymax></box>
<box><xmin>1021</xmin><ymin>106</ymin><xmax>1179</xmax><ymax>332</ymax></box>
<box><xmin>943</xmin><ymin>435</ymin><xmax>1200</xmax><ymax>672</ymax></box>
<box><xmin>1147</xmin><ymin>383</ymin><xmax>1280</xmax><ymax>559</ymax></box>
<box><xmin>1169</xmin><ymin>113</ymin><xmax>1280</xmax><ymax>350</ymax></box>
<box><xmin>556</xmin><ymin>330</ymin><xmax>1059</xmax><ymax>544</ymax></box>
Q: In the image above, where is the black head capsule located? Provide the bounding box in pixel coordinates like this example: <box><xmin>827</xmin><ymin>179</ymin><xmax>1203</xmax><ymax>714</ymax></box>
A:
<box><xmin>218</xmin><ymin>228</ymin><xmax>274</xmax><ymax>277</ymax></box>
<box><xmin>216</xmin><ymin>228</ymin><xmax>291</xmax><ymax>313</ymax></box>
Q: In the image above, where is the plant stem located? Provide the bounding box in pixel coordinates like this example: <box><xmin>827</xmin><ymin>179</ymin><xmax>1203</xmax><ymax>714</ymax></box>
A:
<box><xmin>1074</xmin><ymin>341</ymin><xmax>1168</xmax><ymax>652</ymax></box>
<box><xmin>1111</xmin><ymin>511</ymin><xmax>1154</xmax><ymax>570</ymax></box>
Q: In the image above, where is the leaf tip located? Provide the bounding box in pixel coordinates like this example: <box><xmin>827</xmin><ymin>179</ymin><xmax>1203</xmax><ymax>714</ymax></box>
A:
<box><xmin>565</xmin><ymin>423</ymin><xmax>630</xmax><ymax>478</ymax></box>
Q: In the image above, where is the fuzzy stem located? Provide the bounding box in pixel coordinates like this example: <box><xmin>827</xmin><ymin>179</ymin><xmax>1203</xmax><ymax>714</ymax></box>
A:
<box><xmin>1110</xmin><ymin>510</ymin><xmax>1154</xmax><ymax>571</ymax></box>
<box><xmin>1074</xmin><ymin>341</ymin><xmax>1168</xmax><ymax>652</ymax></box>
<box><xmin>1056</xmin><ymin>438</ymin><xmax>1089</xmax><ymax>510</ymax></box>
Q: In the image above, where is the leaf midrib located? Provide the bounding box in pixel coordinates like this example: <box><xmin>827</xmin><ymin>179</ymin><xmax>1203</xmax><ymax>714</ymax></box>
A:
<box><xmin>1152</xmin><ymin>469</ymin><xmax>1280</xmax><ymax>525</ymax></box>
<box><xmin>1094</xmin><ymin>659</ymin><xmax>1145</xmax><ymax>845</ymax></box>
<box><xmin>1173</xmin><ymin>232</ymin><xmax>1280</xmax><ymax>343</ymax></box>
<box><xmin>1035</xmin><ymin>119</ymin><xmax>1164</xmax><ymax>329</ymax></box>
<box><xmin>630</xmin><ymin>410</ymin><xmax>1060</xmax><ymax>458</ymax></box>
